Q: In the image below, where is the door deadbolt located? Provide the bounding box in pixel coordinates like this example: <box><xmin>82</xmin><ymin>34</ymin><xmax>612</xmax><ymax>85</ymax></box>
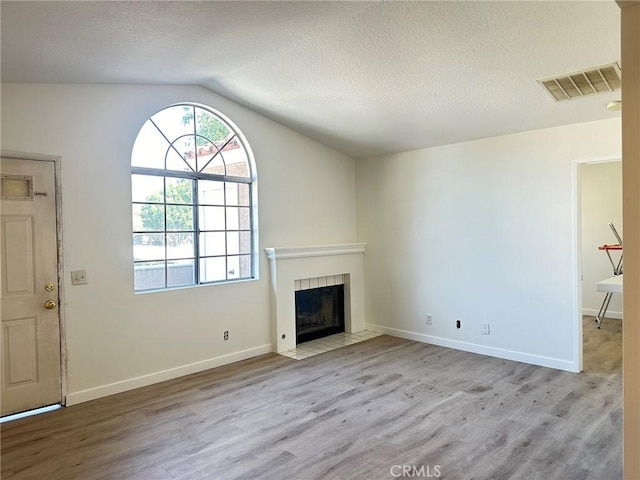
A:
<box><xmin>45</xmin><ymin>282</ymin><xmax>55</xmax><ymax>292</ymax></box>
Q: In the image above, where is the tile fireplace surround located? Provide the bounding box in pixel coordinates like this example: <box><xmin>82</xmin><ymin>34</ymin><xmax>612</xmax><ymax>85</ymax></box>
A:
<box><xmin>264</xmin><ymin>243</ymin><xmax>367</xmax><ymax>353</ymax></box>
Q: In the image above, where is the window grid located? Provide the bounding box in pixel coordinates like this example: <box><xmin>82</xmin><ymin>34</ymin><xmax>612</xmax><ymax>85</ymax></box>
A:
<box><xmin>132</xmin><ymin>103</ymin><xmax>255</xmax><ymax>292</ymax></box>
<box><xmin>132</xmin><ymin>177</ymin><xmax>253</xmax><ymax>288</ymax></box>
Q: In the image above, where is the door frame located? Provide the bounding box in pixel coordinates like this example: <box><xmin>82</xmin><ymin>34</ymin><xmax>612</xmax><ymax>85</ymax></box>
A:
<box><xmin>1</xmin><ymin>149</ymin><xmax>67</xmax><ymax>406</ymax></box>
<box><xmin>572</xmin><ymin>154</ymin><xmax>622</xmax><ymax>373</ymax></box>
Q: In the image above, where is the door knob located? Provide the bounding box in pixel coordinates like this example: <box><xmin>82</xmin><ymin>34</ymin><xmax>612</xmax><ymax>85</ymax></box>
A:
<box><xmin>44</xmin><ymin>299</ymin><xmax>57</xmax><ymax>309</ymax></box>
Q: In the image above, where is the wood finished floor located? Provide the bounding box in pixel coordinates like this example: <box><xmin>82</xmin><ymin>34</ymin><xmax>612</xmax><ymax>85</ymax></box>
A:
<box><xmin>1</xmin><ymin>316</ymin><xmax>622</xmax><ymax>480</ymax></box>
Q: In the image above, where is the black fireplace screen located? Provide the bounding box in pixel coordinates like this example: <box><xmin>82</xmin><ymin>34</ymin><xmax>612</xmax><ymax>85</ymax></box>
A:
<box><xmin>295</xmin><ymin>285</ymin><xmax>345</xmax><ymax>344</ymax></box>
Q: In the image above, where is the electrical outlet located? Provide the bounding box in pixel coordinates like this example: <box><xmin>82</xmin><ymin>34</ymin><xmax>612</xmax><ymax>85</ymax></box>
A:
<box><xmin>456</xmin><ymin>319</ymin><xmax>461</xmax><ymax>329</ymax></box>
<box><xmin>482</xmin><ymin>323</ymin><xmax>491</xmax><ymax>335</ymax></box>
<box><xmin>425</xmin><ymin>314</ymin><xmax>432</xmax><ymax>325</ymax></box>
<box><xmin>223</xmin><ymin>330</ymin><xmax>229</xmax><ymax>341</ymax></box>
<box><xmin>70</xmin><ymin>270</ymin><xmax>87</xmax><ymax>285</ymax></box>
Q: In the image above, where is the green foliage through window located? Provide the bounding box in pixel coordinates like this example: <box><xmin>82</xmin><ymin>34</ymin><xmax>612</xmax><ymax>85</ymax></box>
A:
<box><xmin>181</xmin><ymin>106</ymin><xmax>230</xmax><ymax>146</ymax></box>
<box><xmin>140</xmin><ymin>179</ymin><xmax>193</xmax><ymax>247</ymax></box>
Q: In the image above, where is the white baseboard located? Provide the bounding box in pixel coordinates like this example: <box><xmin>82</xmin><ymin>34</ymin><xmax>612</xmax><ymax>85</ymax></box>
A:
<box><xmin>365</xmin><ymin>323</ymin><xmax>578</xmax><ymax>372</ymax></box>
<box><xmin>65</xmin><ymin>344</ymin><xmax>272</xmax><ymax>406</ymax></box>
<box><xmin>582</xmin><ymin>308</ymin><xmax>623</xmax><ymax>320</ymax></box>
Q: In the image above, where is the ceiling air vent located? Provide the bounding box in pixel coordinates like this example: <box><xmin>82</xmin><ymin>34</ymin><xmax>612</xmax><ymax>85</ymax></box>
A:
<box><xmin>537</xmin><ymin>62</ymin><xmax>621</xmax><ymax>102</ymax></box>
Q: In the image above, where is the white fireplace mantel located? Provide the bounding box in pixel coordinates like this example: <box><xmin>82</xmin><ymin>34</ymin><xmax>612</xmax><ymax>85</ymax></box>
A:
<box><xmin>265</xmin><ymin>243</ymin><xmax>367</xmax><ymax>260</ymax></box>
<box><xmin>265</xmin><ymin>243</ymin><xmax>367</xmax><ymax>353</ymax></box>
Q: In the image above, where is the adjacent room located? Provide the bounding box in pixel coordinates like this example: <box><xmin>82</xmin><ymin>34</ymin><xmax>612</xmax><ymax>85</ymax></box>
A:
<box><xmin>1</xmin><ymin>1</ymin><xmax>639</xmax><ymax>479</ymax></box>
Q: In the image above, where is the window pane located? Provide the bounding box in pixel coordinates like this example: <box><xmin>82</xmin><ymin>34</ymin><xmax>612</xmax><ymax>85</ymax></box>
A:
<box><xmin>227</xmin><ymin>256</ymin><xmax>240</xmax><ymax>280</ymax></box>
<box><xmin>234</xmin><ymin>182</ymin><xmax>251</xmax><ymax>206</ymax></box>
<box><xmin>166</xmin><ymin>205</ymin><xmax>193</xmax><ymax>231</ymax></box>
<box><xmin>151</xmin><ymin>105</ymin><xmax>195</xmax><ymax>141</ymax></box>
<box><xmin>198</xmin><ymin>180</ymin><xmax>225</xmax><ymax>205</ymax></box>
<box><xmin>239</xmin><ymin>231</ymin><xmax>252</xmax><ymax>254</ymax></box>
<box><xmin>131</xmin><ymin>120</ymin><xmax>169</xmax><ymax>169</ymax></box>
<box><xmin>239</xmin><ymin>254</ymin><xmax>252</xmax><ymax>278</ymax></box>
<box><xmin>239</xmin><ymin>207</ymin><xmax>251</xmax><ymax>229</ymax></box>
<box><xmin>199</xmin><ymin>206</ymin><xmax>225</xmax><ymax>231</ymax></box>
<box><xmin>165</xmin><ymin>147</ymin><xmax>192</xmax><ymax>172</ymax></box>
<box><xmin>167</xmin><ymin>259</ymin><xmax>195</xmax><ymax>287</ymax></box>
<box><xmin>167</xmin><ymin>233</ymin><xmax>194</xmax><ymax>259</ymax></box>
<box><xmin>200</xmin><ymin>257</ymin><xmax>226</xmax><ymax>283</ymax></box>
<box><xmin>171</xmin><ymin>135</ymin><xmax>197</xmax><ymax>172</ymax></box>
<box><xmin>228</xmin><ymin>255</ymin><xmax>252</xmax><ymax>279</ymax></box>
<box><xmin>132</xmin><ymin>174</ymin><xmax>164</xmax><ymax>203</ymax></box>
<box><xmin>195</xmin><ymin>138</ymin><xmax>217</xmax><ymax>172</ymax></box>
<box><xmin>200</xmin><ymin>153</ymin><xmax>226</xmax><ymax>176</ymax></box>
<box><xmin>134</xmin><ymin>261</ymin><xmax>166</xmax><ymax>290</ymax></box>
<box><xmin>133</xmin><ymin>204</ymin><xmax>164</xmax><ymax>232</ymax></box>
<box><xmin>226</xmin><ymin>207</ymin><xmax>238</xmax><ymax>230</ymax></box>
<box><xmin>200</xmin><ymin>232</ymin><xmax>226</xmax><ymax>257</ymax></box>
<box><xmin>227</xmin><ymin>231</ymin><xmax>239</xmax><ymax>255</ymax></box>
<box><xmin>166</xmin><ymin>178</ymin><xmax>193</xmax><ymax>205</ymax></box>
<box><xmin>223</xmin><ymin>138</ymin><xmax>250</xmax><ymax>178</ymax></box>
<box><xmin>226</xmin><ymin>207</ymin><xmax>250</xmax><ymax>230</ymax></box>
<box><xmin>133</xmin><ymin>233</ymin><xmax>165</xmax><ymax>261</ymax></box>
<box><xmin>225</xmin><ymin>182</ymin><xmax>250</xmax><ymax>207</ymax></box>
<box><xmin>227</xmin><ymin>232</ymin><xmax>252</xmax><ymax>255</ymax></box>
<box><xmin>196</xmin><ymin>107</ymin><xmax>232</xmax><ymax>143</ymax></box>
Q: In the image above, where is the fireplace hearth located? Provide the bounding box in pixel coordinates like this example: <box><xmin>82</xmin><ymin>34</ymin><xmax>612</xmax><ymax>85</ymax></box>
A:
<box><xmin>295</xmin><ymin>285</ymin><xmax>345</xmax><ymax>344</ymax></box>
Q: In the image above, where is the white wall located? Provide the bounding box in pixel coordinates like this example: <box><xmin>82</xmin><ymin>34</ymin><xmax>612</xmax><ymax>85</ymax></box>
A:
<box><xmin>581</xmin><ymin>161</ymin><xmax>623</xmax><ymax>318</ymax></box>
<box><xmin>0</xmin><ymin>83</ymin><xmax>357</xmax><ymax>403</ymax></box>
<box><xmin>357</xmin><ymin>118</ymin><xmax>621</xmax><ymax>371</ymax></box>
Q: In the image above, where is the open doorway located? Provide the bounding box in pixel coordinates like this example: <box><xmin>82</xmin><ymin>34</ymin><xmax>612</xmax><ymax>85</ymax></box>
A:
<box><xmin>577</xmin><ymin>158</ymin><xmax>622</xmax><ymax>374</ymax></box>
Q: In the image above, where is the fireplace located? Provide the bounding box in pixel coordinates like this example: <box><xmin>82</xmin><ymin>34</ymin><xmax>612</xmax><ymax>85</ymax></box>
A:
<box><xmin>296</xmin><ymin>285</ymin><xmax>345</xmax><ymax>344</ymax></box>
<box><xmin>264</xmin><ymin>243</ymin><xmax>367</xmax><ymax>353</ymax></box>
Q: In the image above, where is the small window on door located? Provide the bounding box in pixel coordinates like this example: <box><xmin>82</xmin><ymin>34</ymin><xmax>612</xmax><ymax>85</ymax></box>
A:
<box><xmin>131</xmin><ymin>103</ymin><xmax>257</xmax><ymax>292</ymax></box>
<box><xmin>1</xmin><ymin>175</ymin><xmax>33</xmax><ymax>200</ymax></box>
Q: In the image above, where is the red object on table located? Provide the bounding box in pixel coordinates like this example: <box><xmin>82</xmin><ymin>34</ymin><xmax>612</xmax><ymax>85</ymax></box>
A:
<box><xmin>598</xmin><ymin>244</ymin><xmax>622</xmax><ymax>250</ymax></box>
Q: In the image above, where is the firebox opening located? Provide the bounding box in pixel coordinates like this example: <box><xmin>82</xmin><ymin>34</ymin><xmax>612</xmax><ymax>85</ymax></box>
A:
<box><xmin>295</xmin><ymin>285</ymin><xmax>345</xmax><ymax>344</ymax></box>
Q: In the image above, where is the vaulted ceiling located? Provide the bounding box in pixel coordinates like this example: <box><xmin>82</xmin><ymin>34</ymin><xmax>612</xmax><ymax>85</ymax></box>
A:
<box><xmin>0</xmin><ymin>1</ymin><xmax>621</xmax><ymax>158</ymax></box>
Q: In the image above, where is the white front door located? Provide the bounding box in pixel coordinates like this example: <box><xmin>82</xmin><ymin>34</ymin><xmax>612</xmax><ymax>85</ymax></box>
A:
<box><xmin>1</xmin><ymin>157</ymin><xmax>61</xmax><ymax>416</ymax></box>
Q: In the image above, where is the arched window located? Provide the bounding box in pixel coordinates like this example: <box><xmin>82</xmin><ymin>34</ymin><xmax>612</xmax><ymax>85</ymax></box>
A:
<box><xmin>131</xmin><ymin>103</ymin><xmax>257</xmax><ymax>291</ymax></box>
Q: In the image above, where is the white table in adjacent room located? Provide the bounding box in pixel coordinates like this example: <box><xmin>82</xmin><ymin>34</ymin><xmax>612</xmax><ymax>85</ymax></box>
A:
<box><xmin>596</xmin><ymin>274</ymin><xmax>623</xmax><ymax>294</ymax></box>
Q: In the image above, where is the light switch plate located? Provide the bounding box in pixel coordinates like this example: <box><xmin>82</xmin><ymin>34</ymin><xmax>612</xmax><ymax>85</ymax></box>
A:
<box><xmin>71</xmin><ymin>270</ymin><xmax>87</xmax><ymax>285</ymax></box>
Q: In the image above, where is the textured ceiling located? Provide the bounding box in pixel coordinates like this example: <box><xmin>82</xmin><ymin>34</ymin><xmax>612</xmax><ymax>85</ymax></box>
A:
<box><xmin>0</xmin><ymin>1</ymin><xmax>621</xmax><ymax>158</ymax></box>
